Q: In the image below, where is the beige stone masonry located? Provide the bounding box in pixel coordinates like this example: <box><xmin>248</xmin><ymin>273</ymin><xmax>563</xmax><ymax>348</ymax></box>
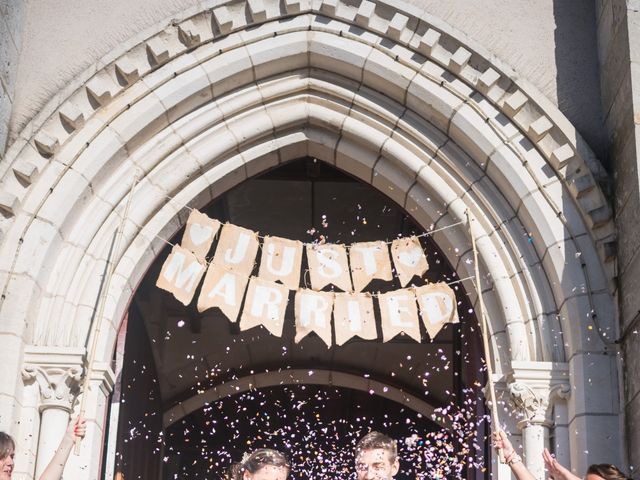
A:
<box><xmin>57</xmin><ymin>102</ymin><xmax>85</xmax><ymax>131</ymax></box>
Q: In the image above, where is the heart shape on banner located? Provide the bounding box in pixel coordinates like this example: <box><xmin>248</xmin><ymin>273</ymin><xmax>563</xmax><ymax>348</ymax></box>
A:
<box><xmin>189</xmin><ymin>223</ymin><xmax>214</xmax><ymax>246</ymax></box>
<box><xmin>398</xmin><ymin>248</ymin><xmax>423</xmax><ymax>267</ymax></box>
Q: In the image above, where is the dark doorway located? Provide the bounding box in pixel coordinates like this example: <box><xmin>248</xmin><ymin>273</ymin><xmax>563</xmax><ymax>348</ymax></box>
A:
<box><xmin>109</xmin><ymin>158</ymin><xmax>489</xmax><ymax>479</ymax></box>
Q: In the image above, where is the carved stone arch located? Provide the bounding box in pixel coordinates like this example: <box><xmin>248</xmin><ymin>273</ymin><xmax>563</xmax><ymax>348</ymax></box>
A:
<box><xmin>0</xmin><ymin>1</ymin><xmax>619</xmax><ymax>477</ymax></box>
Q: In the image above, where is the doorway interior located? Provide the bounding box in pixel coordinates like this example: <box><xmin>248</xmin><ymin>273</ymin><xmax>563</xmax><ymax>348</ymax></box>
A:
<box><xmin>107</xmin><ymin>158</ymin><xmax>489</xmax><ymax>479</ymax></box>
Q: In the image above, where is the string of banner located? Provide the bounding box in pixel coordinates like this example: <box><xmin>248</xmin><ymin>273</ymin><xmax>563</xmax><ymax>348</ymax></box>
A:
<box><xmin>155</xmin><ymin>208</ymin><xmax>471</xmax><ymax>347</ymax></box>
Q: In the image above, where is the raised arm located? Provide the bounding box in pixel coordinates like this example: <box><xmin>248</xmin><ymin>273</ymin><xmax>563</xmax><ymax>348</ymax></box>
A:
<box><xmin>493</xmin><ymin>430</ymin><xmax>536</xmax><ymax>480</ymax></box>
<box><xmin>38</xmin><ymin>416</ymin><xmax>86</xmax><ymax>480</ymax></box>
<box><xmin>542</xmin><ymin>449</ymin><xmax>581</xmax><ymax>480</ymax></box>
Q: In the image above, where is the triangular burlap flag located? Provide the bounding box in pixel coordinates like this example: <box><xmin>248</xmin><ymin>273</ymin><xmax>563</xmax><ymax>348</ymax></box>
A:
<box><xmin>349</xmin><ymin>241</ymin><xmax>393</xmax><ymax>292</ymax></box>
<box><xmin>294</xmin><ymin>289</ymin><xmax>334</xmax><ymax>347</ymax></box>
<box><xmin>378</xmin><ymin>288</ymin><xmax>421</xmax><ymax>342</ymax></box>
<box><xmin>156</xmin><ymin>244</ymin><xmax>206</xmax><ymax>306</ymax></box>
<box><xmin>415</xmin><ymin>282</ymin><xmax>459</xmax><ymax>339</ymax></box>
<box><xmin>181</xmin><ymin>210</ymin><xmax>221</xmax><ymax>262</ymax></box>
<box><xmin>212</xmin><ymin>223</ymin><xmax>259</xmax><ymax>276</ymax></box>
<box><xmin>333</xmin><ymin>292</ymin><xmax>377</xmax><ymax>346</ymax></box>
<box><xmin>197</xmin><ymin>263</ymin><xmax>249</xmax><ymax>323</ymax></box>
<box><xmin>258</xmin><ymin>236</ymin><xmax>303</xmax><ymax>290</ymax></box>
<box><xmin>391</xmin><ymin>236</ymin><xmax>429</xmax><ymax>287</ymax></box>
<box><xmin>240</xmin><ymin>277</ymin><xmax>289</xmax><ymax>337</ymax></box>
<box><xmin>306</xmin><ymin>243</ymin><xmax>353</xmax><ymax>291</ymax></box>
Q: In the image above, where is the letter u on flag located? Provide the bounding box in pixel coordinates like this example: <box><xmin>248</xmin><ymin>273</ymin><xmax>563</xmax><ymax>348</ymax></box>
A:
<box><xmin>306</xmin><ymin>243</ymin><xmax>353</xmax><ymax>292</ymax></box>
<box><xmin>294</xmin><ymin>289</ymin><xmax>334</xmax><ymax>347</ymax></box>
<box><xmin>415</xmin><ymin>282</ymin><xmax>459</xmax><ymax>339</ymax></box>
<box><xmin>181</xmin><ymin>210</ymin><xmax>221</xmax><ymax>262</ymax></box>
<box><xmin>212</xmin><ymin>223</ymin><xmax>260</xmax><ymax>276</ymax></box>
<box><xmin>240</xmin><ymin>277</ymin><xmax>290</xmax><ymax>337</ymax></box>
<box><xmin>156</xmin><ymin>244</ymin><xmax>206</xmax><ymax>305</ymax></box>
<box><xmin>349</xmin><ymin>241</ymin><xmax>393</xmax><ymax>292</ymax></box>
<box><xmin>258</xmin><ymin>236</ymin><xmax>303</xmax><ymax>290</ymax></box>
<box><xmin>197</xmin><ymin>263</ymin><xmax>249</xmax><ymax>323</ymax></box>
<box><xmin>391</xmin><ymin>236</ymin><xmax>428</xmax><ymax>287</ymax></box>
<box><xmin>333</xmin><ymin>292</ymin><xmax>377</xmax><ymax>346</ymax></box>
<box><xmin>378</xmin><ymin>288</ymin><xmax>421</xmax><ymax>342</ymax></box>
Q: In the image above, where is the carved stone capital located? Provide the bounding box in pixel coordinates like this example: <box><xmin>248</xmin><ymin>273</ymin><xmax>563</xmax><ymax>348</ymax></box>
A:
<box><xmin>22</xmin><ymin>346</ymin><xmax>86</xmax><ymax>412</ymax></box>
<box><xmin>508</xmin><ymin>381</ymin><xmax>553</xmax><ymax>428</ymax></box>
<box><xmin>23</xmin><ymin>364</ymin><xmax>83</xmax><ymax>412</ymax></box>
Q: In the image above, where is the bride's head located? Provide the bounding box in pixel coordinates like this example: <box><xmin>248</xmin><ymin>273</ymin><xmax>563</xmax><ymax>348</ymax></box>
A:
<box><xmin>230</xmin><ymin>448</ymin><xmax>290</xmax><ymax>480</ymax></box>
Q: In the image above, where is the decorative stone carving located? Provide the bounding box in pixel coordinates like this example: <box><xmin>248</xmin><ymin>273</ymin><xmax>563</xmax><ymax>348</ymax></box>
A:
<box><xmin>22</xmin><ymin>364</ymin><xmax>82</xmax><ymax>412</ymax></box>
<box><xmin>508</xmin><ymin>381</ymin><xmax>553</xmax><ymax>428</ymax></box>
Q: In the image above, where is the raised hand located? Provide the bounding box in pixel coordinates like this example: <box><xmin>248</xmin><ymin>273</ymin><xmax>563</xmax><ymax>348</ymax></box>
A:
<box><xmin>542</xmin><ymin>449</ymin><xmax>580</xmax><ymax>480</ymax></box>
<box><xmin>65</xmin><ymin>416</ymin><xmax>86</xmax><ymax>441</ymax></box>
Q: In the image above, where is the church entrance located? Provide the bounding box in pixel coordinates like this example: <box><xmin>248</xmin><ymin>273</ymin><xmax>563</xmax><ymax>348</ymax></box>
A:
<box><xmin>107</xmin><ymin>158</ymin><xmax>488</xmax><ymax>479</ymax></box>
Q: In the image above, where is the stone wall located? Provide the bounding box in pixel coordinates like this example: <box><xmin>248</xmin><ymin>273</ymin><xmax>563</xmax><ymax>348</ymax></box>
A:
<box><xmin>0</xmin><ymin>0</ymin><xmax>25</xmax><ymax>160</ymax></box>
<box><xmin>597</xmin><ymin>0</ymin><xmax>640</xmax><ymax>470</ymax></box>
<box><xmin>2</xmin><ymin>0</ymin><xmax>607</xmax><ymax>161</ymax></box>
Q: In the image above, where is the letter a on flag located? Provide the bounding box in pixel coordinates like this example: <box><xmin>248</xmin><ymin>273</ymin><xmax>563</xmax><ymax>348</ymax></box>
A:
<box><xmin>391</xmin><ymin>236</ymin><xmax>428</xmax><ymax>287</ymax></box>
<box><xmin>197</xmin><ymin>263</ymin><xmax>249</xmax><ymax>323</ymax></box>
<box><xmin>156</xmin><ymin>244</ymin><xmax>206</xmax><ymax>305</ymax></box>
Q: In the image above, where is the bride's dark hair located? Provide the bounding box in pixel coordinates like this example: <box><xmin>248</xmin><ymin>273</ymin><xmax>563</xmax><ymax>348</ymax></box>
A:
<box><xmin>228</xmin><ymin>448</ymin><xmax>290</xmax><ymax>480</ymax></box>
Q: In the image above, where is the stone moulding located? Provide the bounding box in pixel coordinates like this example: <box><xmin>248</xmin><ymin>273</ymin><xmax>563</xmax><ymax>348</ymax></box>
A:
<box><xmin>0</xmin><ymin>0</ymin><xmax>616</xmax><ymax>360</ymax></box>
<box><xmin>0</xmin><ymin>1</ymin><xmax>622</xmax><ymax>474</ymax></box>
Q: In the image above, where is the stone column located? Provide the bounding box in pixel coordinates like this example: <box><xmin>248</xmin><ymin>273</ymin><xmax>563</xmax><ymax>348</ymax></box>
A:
<box><xmin>509</xmin><ymin>381</ymin><xmax>552</xmax><ymax>479</ymax></box>
<box><xmin>22</xmin><ymin>347</ymin><xmax>84</xmax><ymax>480</ymax></box>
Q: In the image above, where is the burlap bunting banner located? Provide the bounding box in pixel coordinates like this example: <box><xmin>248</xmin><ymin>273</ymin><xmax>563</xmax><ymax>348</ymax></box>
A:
<box><xmin>294</xmin><ymin>289</ymin><xmax>334</xmax><ymax>347</ymax></box>
<box><xmin>197</xmin><ymin>263</ymin><xmax>249</xmax><ymax>323</ymax></box>
<box><xmin>307</xmin><ymin>243</ymin><xmax>353</xmax><ymax>291</ymax></box>
<box><xmin>378</xmin><ymin>288</ymin><xmax>421</xmax><ymax>342</ymax></box>
<box><xmin>181</xmin><ymin>210</ymin><xmax>221</xmax><ymax>262</ymax></box>
<box><xmin>156</xmin><ymin>244</ymin><xmax>206</xmax><ymax>306</ymax></box>
<box><xmin>414</xmin><ymin>282</ymin><xmax>459</xmax><ymax>339</ymax></box>
<box><xmin>212</xmin><ymin>223</ymin><xmax>259</xmax><ymax>276</ymax></box>
<box><xmin>155</xmin><ymin>212</ymin><xmax>462</xmax><ymax>346</ymax></box>
<box><xmin>258</xmin><ymin>236</ymin><xmax>303</xmax><ymax>290</ymax></box>
<box><xmin>391</xmin><ymin>236</ymin><xmax>429</xmax><ymax>287</ymax></box>
<box><xmin>349</xmin><ymin>241</ymin><xmax>393</xmax><ymax>292</ymax></box>
<box><xmin>240</xmin><ymin>277</ymin><xmax>289</xmax><ymax>337</ymax></box>
<box><xmin>333</xmin><ymin>292</ymin><xmax>377</xmax><ymax>346</ymax></box>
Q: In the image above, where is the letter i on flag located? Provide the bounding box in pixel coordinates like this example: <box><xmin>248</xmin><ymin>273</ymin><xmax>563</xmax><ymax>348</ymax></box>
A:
<box><xmin>156</xmin><ymin>244</ymin><xmax>206</xmax><ymax>305</ymax></box>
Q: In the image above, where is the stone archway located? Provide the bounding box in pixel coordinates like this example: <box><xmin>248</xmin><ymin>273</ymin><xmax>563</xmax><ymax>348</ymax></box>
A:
<box><xmin>0</xmin><ymin>1</ymin><xmax>619</xmax><ymax>479</ymax></box>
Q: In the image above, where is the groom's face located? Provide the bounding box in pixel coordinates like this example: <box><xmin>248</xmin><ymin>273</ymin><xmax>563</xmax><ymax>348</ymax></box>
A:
<box><xmin>355</xmin><ymin>448</ymin><xmax>399</xmax><ymax>480</ymax></box>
